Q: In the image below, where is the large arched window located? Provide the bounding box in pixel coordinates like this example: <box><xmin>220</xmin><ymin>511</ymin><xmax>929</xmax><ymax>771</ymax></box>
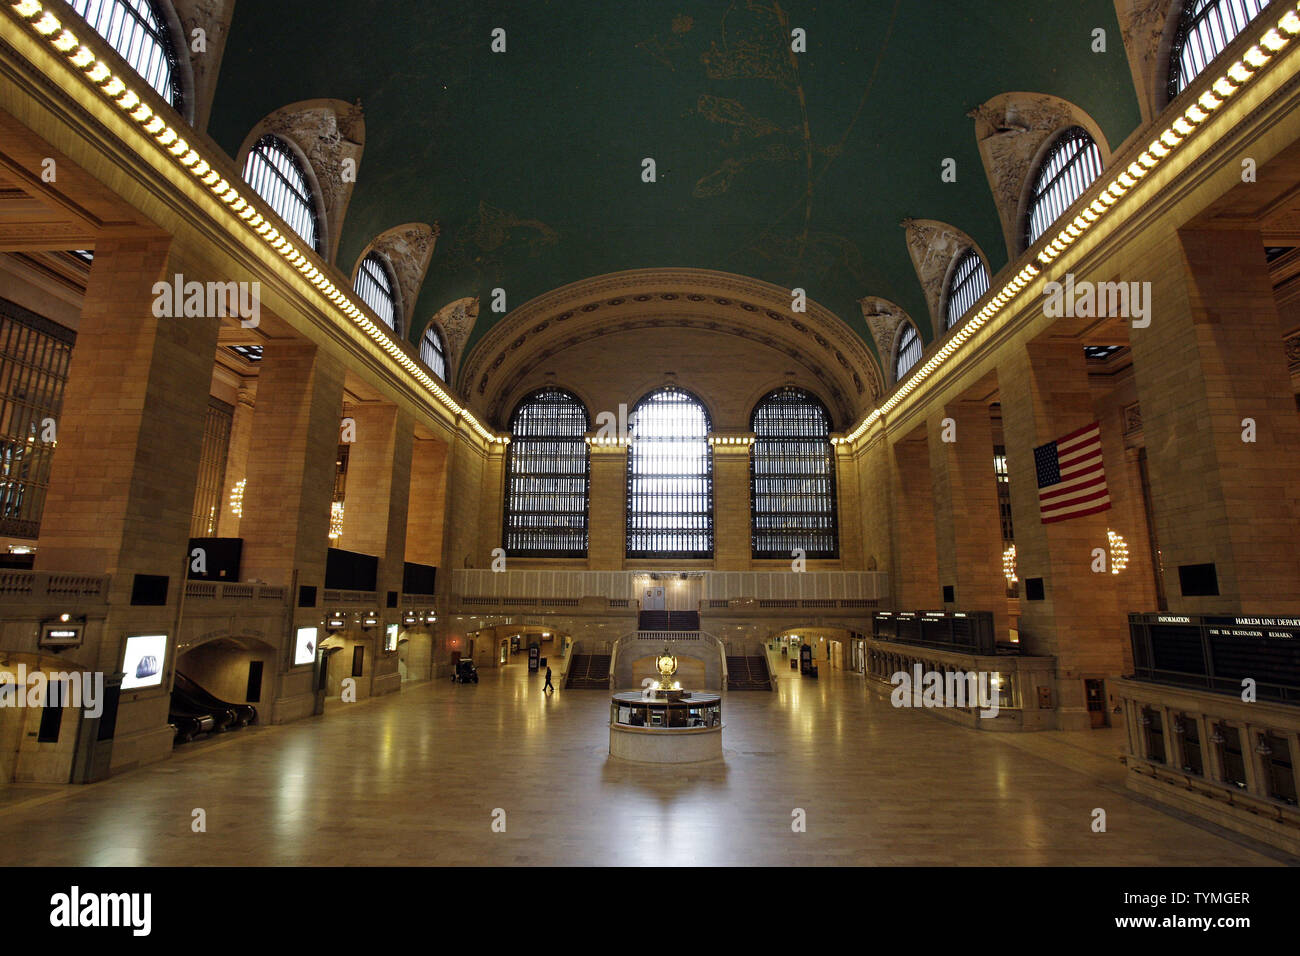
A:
<box><xmin>750</xmin><ymin>387</ymin><xmax>838</xmax><ymax>559</ymax></box>
<box><xmin>1024</xmin><ymin>127</ymin><xmax>1103</xmax><ymax>247</ymax></box>
<box><xmin>354</xmin><ymin>252</ymin><xmax>400</xmax><ymax>333</ymax></box>
<box><xmin>68</xmin><ymin>0</ymin><xmax>182</xmax><ymax>111</ymax></box>
<box><xmin>626</xmin><ymin>387</ymin><xmax>713</xmax><ymax>558</ymax></box>
<box><xmin>503</xmin><ymin>388</ymin><xmax>590</xmax><ymax>556</ymax></box>
<box><xmin>944</xmin><ymin>247</ymin><xmax>990</xmax><ymax>330</ymax></box>
<box><xmin>242</xmin><ymin>135</ymin><xmax>322</xmax><ymax>252</ymax></box>
<box><xmin>1169</xmin><ymin>0</ymin><xmax>1268</xmax><ymax>99</ymax></box>
<box><xmin>894</xmin><ymin>322</ymin><xmax>922</xmax><ymax>382</ymax></box>
<box><xmin>420</xmin><ymin>325</ymin><xmax>448</xmax><ymax>381</ymax></box>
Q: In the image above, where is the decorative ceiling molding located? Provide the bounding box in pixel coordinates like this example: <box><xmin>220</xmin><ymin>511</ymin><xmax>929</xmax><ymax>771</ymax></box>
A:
<box><xmin>356</xmin><ymin>222</ymin><xmax>440</xmax><ymax>338</ymax></box>
<box><xmin>968</xmin><ymin>91</ymin><xmax>1112</xmax><ymax>259</ymax></box>
<box><xmin>460</xmin><ymin>269</ymin><xmax>884</xmax><ymax>424</ymax></box>
<box><xmin>858</xmin><ymin>296</ymin><xmax>914</xmax><ymax>388</ymax></box>
<box><xmin>171</xmin><ymin>0</ymin><xmax>236</xmax><ymax>133</ymax></box>
<box><xmin>1113</xmin><ymin>0</ymin><xmax>1180</xmax><ymax>125</ymax></box>
<box><xmin>900</xmin><ymin>218</ymin><xmax>988</xmax><ymax>340</ymax></box>
<box><xmin>237</xmin><ymin>98</ymin><xmax>366</xmax><ymax>266</ymax></box>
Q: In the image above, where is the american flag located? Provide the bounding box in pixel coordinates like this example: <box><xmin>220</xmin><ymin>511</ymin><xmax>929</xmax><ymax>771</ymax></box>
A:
<box><xmin>1033</xmin><ymin>421</ymin><xmax>1110</xmax><ymax>524</ymax></box>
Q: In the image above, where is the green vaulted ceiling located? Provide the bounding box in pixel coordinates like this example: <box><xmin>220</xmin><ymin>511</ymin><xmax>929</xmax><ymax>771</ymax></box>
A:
<box><xmin>210</xmin><ymin>0</ymin><xmax>1142</xmax><ymax>366</ymax></box>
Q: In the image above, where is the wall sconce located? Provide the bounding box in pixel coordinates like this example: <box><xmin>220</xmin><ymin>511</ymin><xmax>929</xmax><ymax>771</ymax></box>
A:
<box><xmin>325</xmin><ymin>614</ymin><xmax>346</xmax><ymax>631</ymax></box>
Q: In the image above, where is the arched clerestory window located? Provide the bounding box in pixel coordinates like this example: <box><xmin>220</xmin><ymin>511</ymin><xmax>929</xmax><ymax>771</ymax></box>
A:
<box><xmin>626</xmin><ymin>387</ymin><xmax>713</xmax><ymax>558</ymax></box>
<box><xmin>242</xmin><ymin>135</ymin><xmax>322</xmax><ymax>253</ymax></box>
<box><xmin>1169</xmin><ymin>0</ymin><xmax>1269</xmax><ymax>99</ymax></box>
<box><xmin>503</xmin><ymin>388</ymin><xmax>590</xmax><ymax>556</ymax></box>
<box><xmin>354</xmin><ymin>252</ymin><xmax>400</xmax><ymax>333</ymax></box>
<box><xmin>420</xmin><ymin>324</ymin><xmax>449</xmax><ymax>381</ymax></box>
<box><xmin>944</xmin><ymin>247</ymin><xmax>990</xmax><ymax>330</ymax></box>
<box><xmin>1024</xmin><ymin>126</ymin><xmax>1103</xmax><ymax>248</ymax></box>
<box><xmin>68</xmin><ymin>0</ymin><xmax>183</xmax><ymax>112</ymax></box>
<box><xmin>750</xmin><ymin>387</ymin><xmax>838</xmax><ymax>559</ymax></box>
<box><xmin>894</xmin><ymin>322</ymin><xmax>922</xmax><ymax>382</ymax></box>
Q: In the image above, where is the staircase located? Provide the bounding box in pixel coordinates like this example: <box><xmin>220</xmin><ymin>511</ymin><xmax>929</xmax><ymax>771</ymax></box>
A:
<box><xmin>566</xmin><ymin>653</ymin><xmax>611</xmax><ymax>689</ymax></box>
<box><xmin>726</xmin><ymin>656</ymin><xmax>771</xmax><ymax>691</ymax></box>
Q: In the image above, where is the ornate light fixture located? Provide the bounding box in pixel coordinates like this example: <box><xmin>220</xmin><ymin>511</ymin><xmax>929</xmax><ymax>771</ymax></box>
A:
<box><xmin>229</xmin><ymin>478</ymin><xmax>246</xmax><ymax>518</ymax></box>
<box><xmin>1002</xmin><ymin>544</ymin><xmax>1017</xmax><ymax>585</ymax></box>
<box><xmin>1108</xmin><ymin>530</ymin><xmax>1129</xmax><ymax>574</ymax></box>
<box><xmin>329</xmin><ymin>501</ymin><xmax>344</xmax><ymax>540</ymax></box>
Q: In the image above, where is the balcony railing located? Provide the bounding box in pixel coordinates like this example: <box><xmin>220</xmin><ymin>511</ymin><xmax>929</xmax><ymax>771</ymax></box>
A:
<box><xmin>0</xmin><ymin>570</ymin><xmax>109</xmax><ymax>603</ymax></box>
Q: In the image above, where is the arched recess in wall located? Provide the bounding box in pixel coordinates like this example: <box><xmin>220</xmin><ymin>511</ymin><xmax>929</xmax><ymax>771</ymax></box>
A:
<box><xmin>900</xmin><ymin>218</ymin><xmax>991</xmax><ymax>340</ymax></box>
<box><xmin>459</xmin><ymin>268</ymin><xmax>884</xmax><ymax>430</ymax></box>
<box><xmin>421</xmin><ymin>296</ymin><xmax>480</xmax><ymax>389</ymax></box>
<box><xmin>236</xmin><ymin>99</ymin><xmax>366</xmax><ymax>266</ymax></box>
<box><xmin>859</xmin><ymin>296</ymin><xmax>923</xmax><ymax>389</ymax></box>
<box><xmin>351</xmin><ymin>223</ymin><xmax>440</xmax><ymax>342</ymax></box>
<box><xmin>968</xmin><ymin>92</ymin><xmax>1112</xmax><ymax>259</ymax></box>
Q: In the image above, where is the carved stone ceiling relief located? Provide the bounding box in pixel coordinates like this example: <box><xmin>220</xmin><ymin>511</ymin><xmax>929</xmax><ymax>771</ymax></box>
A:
<box><xmin>433</xmin><ymin>296</ymin><xmax>479</xmax><ymax>374</ymax></box>
<box><xmin>859</xmin><ymin>296</ymin><xmax>909</xmax><ymax>377</ymax></box>
<box><xmin>370</xmin><ymin>223</ymin><xmax>439</xmax><ymax>329</ymax></box>
<box><xmin>902</xmin><ymin>219</ymin><xmax>974</xmax><ymax>336</ymax></box>
<box><xmin>262</xmin><ymin>102</ymin><xmax>364</xmax><ymax>222</ymax></box>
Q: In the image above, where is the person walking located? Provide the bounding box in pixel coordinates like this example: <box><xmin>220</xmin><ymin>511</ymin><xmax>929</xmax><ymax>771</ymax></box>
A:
<box><xmin>543</xmin><ymin>665</ymin><xmax>554</xmax><ymax>694</ymax></box>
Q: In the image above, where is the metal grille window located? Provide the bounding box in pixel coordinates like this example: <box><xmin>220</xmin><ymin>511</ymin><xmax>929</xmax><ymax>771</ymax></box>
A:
<box><xmin>354</xmin><ymin>252</ymin><xmax>399</xmax><ymax>332</ymax></box>
<box><xmin>894</xmin><ymin>322</ymin><xmax>922</xmax><ymax>382</ymax></box>
<box><xmin>190</xmin><ymin>398</ymin><xmax>232</xmax><ymax>536</ymax></box>
<box><xmin>944</xmin><ymin>248</ymin><xmax>990</xmax><ymax>329</ymax></box>
<box><xmin>503</xmin><ymin>388</ymin><xmax>589</xmax><ymax>556</ymax></box>
<box><xmin>1169</xmin><ymin>0</ymin><xmax>1268</xmax><ymax>98</ymax></box>
<box><xmin>750</xmin><ymin>387</ymin><xmax>838</xmax><ymax>558</ymax></box>
<box><xmin>993</xmin><ymin>445</ymin><xmax>1014</xmax><ymax>543</ymax></box>
<box><xmin>242</xmin><ymin>135</ymin><xmax>321</xmax><ymax>253</ymax></box>
<box><xmin>0</xmin><ymin>300</ymin><xmax>74</xmax><ymax>539</ymax></box>
<box><xmin>420</xmin><ymin>325</ymin><xmax>448</xmax><ymax>381</ymax></box>
<box><xmin>68</xmin><ymin>0</ymin><xmax>182</xmax><ymax>110</ymax></box>
<box><xmin>1024</xmin><ymin>127</ymin><xmax>1103</xmax><ymax>247</ymax></box>
<box><xmin>626</xmin><ymin>387</ymin><xmax>713</xmax><ymax>558</ymax></box>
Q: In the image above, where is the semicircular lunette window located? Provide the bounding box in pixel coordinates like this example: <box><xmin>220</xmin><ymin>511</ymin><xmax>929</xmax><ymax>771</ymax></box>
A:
<box><xmin>354</xmin><ymin>252</ymin><xmax>399</xmax><ymax>333</ymax></box>
<box><xmin>626</xmin><ymin>387</ymin><xmax>713</xmax><ymax>558</ymax></box>
<box><xmin>503</xmin><ymin>388</ymin><xmax>590</xmax><ymax>557</ymax></box>
<box><xmin>241</xmin><ymin>135</ymin><xmax>321</xmax><ymax>253</ymax></box>
<box><xmin>894</xmin><ymin>322</ymin><xmax>922</xmax><ymax>382</ymax></box>
<box><xmin>68</xmin><ymin>0</ymin><xmax>183</xmax><ymax>110</ymax></box>
<box><xmin>750</xmin><ymin>387</ymin><xmax>838</xmax><ymax>559</ymax></box>
<box><xmin>420</xmin><ymin>325</ymin><xmax>449</xmax><ymax>381</ymax></box>
<box><xmin>945</xmin><ymin>247</ymin><xmax>990</xmax><ymax>330</ymax></box>
<box><xmin>1169</xmin><ymin>0</ymin><xmax>1269</xmax><ymax>99</ymax></box>
<box><xmin>1024</xmin><ymin>126</ymin><xmax>1103</xmax><ymax>248</ymax></box>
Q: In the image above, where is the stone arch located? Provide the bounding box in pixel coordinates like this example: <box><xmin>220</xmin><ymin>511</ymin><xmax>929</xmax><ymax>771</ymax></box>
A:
<box><xmin>859</xmin><ymin>296</ymin><xmax>923</xmax><ymax>389</ymax></box>
<box><xmin>901</xmin><ymin>218</ymin><xmax>992</xmax><ymax>339</ymax></box>
<box><xmin>968</xmin><ymin>92</ymin><xmax>1113</xmax><ymax>258</ymax></box>
<box><xmin>421</xmin><ymin>295</ymin><xmax>479</xmax><ymax>388</ymax></box>
<box><xmin>237</xmin><ymin>98</ymin><xmax>366</xmax><ymax>265</ymax></box>
<box><xmin>351</xmin><ymin>223</ymin><xmax>440</xmax><ymax>340</ymax></box>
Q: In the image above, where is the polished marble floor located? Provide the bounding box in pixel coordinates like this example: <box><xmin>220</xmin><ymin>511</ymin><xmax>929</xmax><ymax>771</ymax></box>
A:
<box><xmin>0</xmin><ymin>663</ymin><xmax>1293</xmax><ymax>866</ymax></box>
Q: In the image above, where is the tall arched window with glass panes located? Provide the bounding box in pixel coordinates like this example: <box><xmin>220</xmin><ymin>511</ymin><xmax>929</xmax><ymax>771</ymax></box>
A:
<box><xmin>1024</xmin><ymin>127</ymin><xmax>1103</xmax><ymax>248</ymax></box>
<box><xmin>945</xmin><ymin>247</ymin><xmax>990</xmax><ymax>330</ymax></box>
<box><xmin>242</xmin><ymin>135</ymin><xmax>322</xmax><ymax>253</ymax></box>
<box><xmin>626</xmin><ymin>387</ymin><xmax>713</xmax><ymax>558</ymax></box>
<box><xmin>503</xmin><ymin>388</ymin><xmax>589</xmax><ymax>557</ymax></box>
<box><xmin>354</xmin><ymin>252</ymin><xmax>400</xmax><ymax>333</ymax></box>
<box><xmin>894</xmin><ymin>322</ymin><xmax>922</xmax><ymax>382</ymax></box>
<box><xmin>750</xmin><ymin>387</ymin><xmax>838</xmax><ymax>559</ymax></box>
<box><xmin>68</xmin><ymin>0</ymin><xmax>183</xmax><ymax>112</ymax></box>
<box><xmin>420</xmin><ymin>325</ymin><xmax>449</xmax><ymax>381</ymax></box>
<box><xmin>1168</xmin><ymin>0</ymin><xmax>1269</xmax><ymax>99</ymax></box>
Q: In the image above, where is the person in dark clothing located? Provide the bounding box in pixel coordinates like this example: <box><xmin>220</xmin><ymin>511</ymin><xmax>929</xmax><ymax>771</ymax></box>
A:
<box><xmin>543</xmin><ymin>666</ymin><xmax>554</xmax><ymax>693</ymax></box>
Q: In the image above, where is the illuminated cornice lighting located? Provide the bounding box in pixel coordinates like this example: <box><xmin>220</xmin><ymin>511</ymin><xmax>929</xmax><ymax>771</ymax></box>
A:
<box><xmin>6</xmin><ymin>0</ymin><xmax>506</xmax><ymax>447</ymax></box>
<box><xmin>836</xmin><ymin>2</ymin><xmax>1300</xmax><ymax>447</ymax></box>
<box><xmin>707</xmin><ymin>434</ymin><xmax>755</xmax><ymax>447</ymax></box>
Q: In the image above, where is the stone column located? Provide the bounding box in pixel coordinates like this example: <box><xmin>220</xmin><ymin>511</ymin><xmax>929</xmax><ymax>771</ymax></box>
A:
<box><xmin>405</xmin><ymin>432</ymin><xmax>450</xmax><ymax>568</ymax></box>
<box><xmin>1130</xmin><ymin>227</ymin><xmax>1300</xmax><ymax>614</ymax></box>
<box><xmin>889</xmin><ymin>430</ymin><xmax>940</xmax><ymax>609</ymax></box>
<box><xmin>833</xmin><ymin>439</ymin><xmax>865</xmax><ymax>567</ymax></box>
<box><xmin>586</xmin><ymin>439</ymin><xmax>627</xmax><ymax>570</ymax></box>
<box><xmin>216</xmin><ymin>384</ymin><xmax>256</xmax><ymax>538</ymax></box>
<box><xmin>710</xmin><ymin>433</ymin><xmax>753</xmax><ymax>571</ymax></box>
<box><xmin>928</xmin><ymin>401</ymin><xmax>1008</xmax><ymax>636</ymax></box>
<box><xmin>239</xmin><ymin>338</ymin><xmax>344</xmax><ymax>594</ymax></box>
<box><xmin>998</xmin><ymin>340</ymin><xmax>1127</xmax><ymax>729</ymax></box>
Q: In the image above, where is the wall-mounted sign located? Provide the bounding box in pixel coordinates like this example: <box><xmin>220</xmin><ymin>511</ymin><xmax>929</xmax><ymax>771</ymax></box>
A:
<box><xmin>362</xmin><ymin>613</ymin><xmax>380</xmax><ymax>628</ymax></box>
<box><xmin>294</xmin><ymin>626</ymin><xmax>318</xmax><ymax>666</ymax></box>
<box><xmin>39</xmin><ymin>615</ymin><xmax>84</xmax><ymax>649</ymax></box>
<box><xmin>325</xmin><ymin>615</ymin><xmax>346</xmax><ymax>631</ymax></box>
<box><xmin>121</xmin><ymin>634</ymin><xmax>167</xmax><ymax>690</ymax></box>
